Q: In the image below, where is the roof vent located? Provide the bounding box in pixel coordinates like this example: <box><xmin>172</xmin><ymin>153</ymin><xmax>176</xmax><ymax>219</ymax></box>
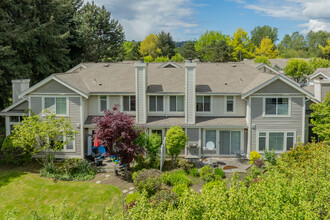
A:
<box><xmin>104</xmin><ymin>63</ymin><xmax>109</xmax><ymax>67</ymax></box>
<box><xmin>224</xmin><ymin>83</ymin><xmax>228</xmax><ymax>85</ymax></box>
<box><xmin>232</xmin><ymin>64</ymin><xmax>236</xmax><ymax>67</ymax></box>
<box><xmin>319</xmin><ymin>76</ymin><xmax>324</xmax><ymax>80</ymax></box>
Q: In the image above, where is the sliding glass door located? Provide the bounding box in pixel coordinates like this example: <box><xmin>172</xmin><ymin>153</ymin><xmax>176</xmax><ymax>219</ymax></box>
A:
<box><xmin>219</xmin><ymin>130</ymin><xmax>241</xmax><ymax>155</ymax></box>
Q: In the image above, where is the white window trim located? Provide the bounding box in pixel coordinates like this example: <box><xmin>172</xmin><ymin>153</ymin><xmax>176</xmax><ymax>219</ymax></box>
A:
<box><xmin>225</xmin><ymin>96</ymin><xmax>236</xmax><ymax>114</ymax></box>
<box><xmin>44</xmin><ymin>133</ymin><xmax>76</xmax><ymax>153</ymax></box>
<box><xmin>122</xmin><ymin>95</ymin><xmax>136</xmax><ymax>112</ymax></box>
<box><xmin>99</xmin><ymin>95</ymin><xmax>108</xmax><ymax>113</ymax></box>
<box><xmin>149</xmin><ymin>95</ymin><xmax>165</xmax><ymax>112</ymax></box>
<box><xmin>42</xmin><ymin>96</ymin><xmax>69</xmax><ymax>116</ymax></box>
<box><xmin>8</xmin><ymin>116</ymin><xmax>22</xmax><ymax>135</ymax></box>
<box><xmin>196</xmin><ymin>96</ymin><xmax>212</xmax><ymax>112</ymax></box>
<box><xmin>257</xmin><ymin>130</ymin><xmax>296</xmax><ymax>153</ymax></box>
<box><xmin>262</xmin><ymin>97</ymin><xmax>291</xmax><ymax>117</ymax></box>
<box><xmin>203</xmin><ymin>129</ymin><xmax>243</xmax><ymax>155</ymax></box>
<box><xmin>169</xmin><ymin>96</ymin><xmax>184</xmax><ymax>112</ymax></box>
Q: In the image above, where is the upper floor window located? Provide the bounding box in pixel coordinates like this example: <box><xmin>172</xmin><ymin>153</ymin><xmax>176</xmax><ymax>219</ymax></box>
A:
<box><xmin>100</xmin><ymin>96</ymin><xmax>107</xmax><ymax>112</ymax></box>
<box><xmin>170</xmin><ymin>96</ymin><xmax>184</xmax><ymax>112</ymax></box>
<box><xmin>44</xmin><ymin>97</ymin><xmax>67</xmax><ymax>115</ymax></box>
<box><xmin>265</xmin><ymin>97</ymin><xmax>289</xmax><ymax>116</ymax></box>
<box><xmin>196</xmin><ymin>96</ymin><xmax>210</xmax><ymax>112</ymax></box>
<box><xmin>123</xmin><ymin>96</ymin><xmax>136</xmax><ymax>111</ymax></box>
<box><xmin>226</xmin><ymin>96</ymin><xmax>234</xmax><ymax>112</ymax></box>
<box><xmin>149</xmin><ymin>96</ymin><xmax>163</xmax><ymax>112</ymax></box>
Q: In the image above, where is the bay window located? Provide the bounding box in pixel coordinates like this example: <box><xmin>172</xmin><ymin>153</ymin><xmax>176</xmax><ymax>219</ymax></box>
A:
<box><xmin>196</xmin><ymin>96</ymin><xmax>210</xmax><ymax>112</ymax></box>
<box><xmin>170</xmin><ymin>96</ymin><xmax>184</xmax><ymax>112</ymax></box>
<box><xmin>44</xmin><ymin>97</ymin><xmax>67</xmax><ymax>115</ymax></box>
<box><xmin>265</xmin><ymin>97</ymin><xmax>289</xmax><ymax>116</ymax></box>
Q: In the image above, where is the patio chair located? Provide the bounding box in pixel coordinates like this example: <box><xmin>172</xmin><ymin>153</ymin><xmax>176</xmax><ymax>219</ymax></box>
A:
<box><xmin>235</xmin><ymin>151</ymin><xmax>247</xmax><ymax>163</ymax></box>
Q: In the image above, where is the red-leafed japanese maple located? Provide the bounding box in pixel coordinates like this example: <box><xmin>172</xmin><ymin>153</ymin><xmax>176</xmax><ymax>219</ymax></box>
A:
<box><xmin>92</xmin><ymin>106</ymin><xmax>141</xmax><ymax>165</ymax></box>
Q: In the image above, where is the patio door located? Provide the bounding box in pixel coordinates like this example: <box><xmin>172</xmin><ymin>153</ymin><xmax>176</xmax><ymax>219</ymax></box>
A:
<box><xmin>219</xmin><ymin>131</ymin><xmax>241</xmax><ymax>155</ymax></box>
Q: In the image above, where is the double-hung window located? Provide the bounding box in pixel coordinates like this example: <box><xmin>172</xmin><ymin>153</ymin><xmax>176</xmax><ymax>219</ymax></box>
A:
<box><xmin>123</xmin><ymin>96</ymin><xmax>136</xmax><ymax>111</ymax></box>
<box><xmin>100</xmin><ymin>96</ymin><xmax>107</xmax><ymax>112</ymax></box>
<box><xmin>258</xmin><ymin>131</ymin><xmax>295</xmax><ymax>152</ymax></box>
<box><xmin>170</xmin><ymin>96</ymin><xmax>184</xmax><ymax>112</ymax></box>
<box><xmin>50</xmin><ymin>134</ymin><xmax>75</xmax><ymax>152</ymax></box>
<box><xmin>265</xmin><ymin>97</ymin><xmax>289</xmax><ymax>116</ymax></box>
<box><xmin>44</xmin><ymin>97</ymin><xmax>67</xmax><ymax>115</ymax></box>
<box><xmin>226</xmin><ymin>96</ymin><xmax>234</xmax><ymax>112</ymax></box>
<box><xmin>149</xmin><ymin>96</ymin><xmax>163</xmax><ymax>112</ymax></box>
<box><xmin>196</xmin><ymin>96</ymin><xmax>210</xmax><ymax>112</ymax></box>
<box><xmin>9</xmin><ymin>116</ymin><xmax>23</xmax><ymax>135</ymax></box>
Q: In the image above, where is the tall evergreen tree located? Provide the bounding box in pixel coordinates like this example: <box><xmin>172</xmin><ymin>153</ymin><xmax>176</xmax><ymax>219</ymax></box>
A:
<box><xmin>0</xmin><ymin>0</ymin><xmax>78</xmax><ymax>111</ymax></box>
<box><xmin>157</xmin><ymin>31</ymin><xmax>175</xmax><ymax>58</ymax></box>
<box><xmin>74</xmin><ymin>1</ymin><xmax>125</xmax><ymax>62</ymax></box>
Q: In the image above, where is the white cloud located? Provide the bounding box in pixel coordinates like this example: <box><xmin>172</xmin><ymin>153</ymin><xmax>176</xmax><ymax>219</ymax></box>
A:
<box><xmin>89</xmin><ymin>0</ymin><xmax>199</xmax><ymax>41</ymax></box>
<box><xmin>239</xmin><ymin>0</ymin><xmax>330</xmax><ymax>33</ymax></box>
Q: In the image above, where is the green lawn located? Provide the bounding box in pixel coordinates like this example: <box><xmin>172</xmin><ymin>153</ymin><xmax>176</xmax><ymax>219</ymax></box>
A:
<box><xmin>0</xmin><ymin>170</ymin><xmax>122</xmax><ymax>219</ymax></box>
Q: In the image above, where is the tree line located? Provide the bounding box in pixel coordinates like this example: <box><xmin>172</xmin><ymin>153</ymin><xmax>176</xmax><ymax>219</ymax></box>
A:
<box><xmin>1</xmin><ymin>0</ymin><xmax>330</xmax><ymax>113</ymax></box>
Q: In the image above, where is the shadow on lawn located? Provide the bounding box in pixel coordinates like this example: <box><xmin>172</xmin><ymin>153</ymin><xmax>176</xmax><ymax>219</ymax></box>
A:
<box><xmin>0</xmin><ymin>171</ymin><xmax>27</xmax><ymax>188</ymax></box>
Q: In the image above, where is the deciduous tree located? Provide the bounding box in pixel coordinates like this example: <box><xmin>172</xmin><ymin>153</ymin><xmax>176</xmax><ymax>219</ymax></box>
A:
<box><xmin>157</xmin><ymin>31</ymin><xmax>175</xmax><ymax>58</ymax></box>
<box><xmin>166</xmin><ymin>126</ymin><xmax>187</xmax><ymax>166</ymax></box>
<box><xmin>139</xmin><ymin>34</ymin><xmax>161</xmax><ymax>58</ymax></box>
<box><xmin>255</xmin><ymin>37</ymin><xmax>279</xmax><ymax>58</ymax></box>
<box><xmin>319</xmin><ymin>39</ymin><xmax>330</xmax><ymax>60</ymax></box>
<box><xmin>310</xmin><ymin>91</ymin><xmax>330</xmax><ymax>141</ymax></box>
<box><xmin>195</xmin><ymin>30</ymin><xmax>229</xmax><ymax>61</ymax></box>
<box><xmin>93</xmin><ymin>106</ymin><xmax>141</xmax><ymax>165</ymax></box>
<box><xmin>180</xmin><ymin>41</ymin><xmax>199</xmax><ymax>59</ymax></box>
<box><xmin>284</xmin><ymin>58</ymin><xmax>313</xmax><ymax>83</ymax></box>
<box><xmin>251</xmin><ymin>25</ymin><xmax>278</xmax><ymax>46</ymax></box>
<box><xmin>229</xmin><ymin>28</ymin><xmax>255</xmax><ymax>61</ymax></box>
<box><xmin>123</xmin><ymin>41</ymin><xmax>140</xmax><ymax>60</ymax></box>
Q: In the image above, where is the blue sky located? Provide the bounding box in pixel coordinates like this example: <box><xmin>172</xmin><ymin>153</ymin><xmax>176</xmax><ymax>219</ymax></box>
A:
<box><xmin>91</xmin><ymin>0</ymin><xmax>330</xmax><ymax>43</ymax></box>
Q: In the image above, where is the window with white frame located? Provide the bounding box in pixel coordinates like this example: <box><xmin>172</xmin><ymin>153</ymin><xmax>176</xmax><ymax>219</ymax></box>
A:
<box><xmin>44</xmin><ymin>97</ymin><xmax>67</xmax><ymax>115</ymax></box>
<box><xmin>100</xmin><ymin>96</ymin><xmax>107</xmax><ymax>112</ymax></box>
<box><xmin>258</xmin><ymin>131</ymin><xmax>295</xmax><ymax>152</ymax></box>
<box><xmin>149</xmin><ymin>96</ymin><xmax>163</xmax><ymax>112</ymax></box>
<box><xmin>196</xmin><ymin>96</ymin><xmax>210</xmax><ymax>112</ymax></box>
<box><xmin>265</xmin><ymin>98</ymin><xmax>289</xmax><ymax>116</ymax></box>
<box><xmin>9</xmin><ymin>116</ymin><xmax>23</xmax><ymax>135</ymax></box>
<box><xmin>123</xmin><ymin>95</ymin><xmax>136</xmax><ymax>111</ymax></box>
<box><xmin>50</xmin><ymin>134</ymin><xmax>75</xmax><ymax>152</ymax></box>
<box><xmin>170</xmin><ymin>96</ymin><xmax>184</xmax><ymax>112</ymax></box>
<box><xmin>226</xmin><ymin>96</ymin><xmax>234</xmax><ymax>112</ymax></box>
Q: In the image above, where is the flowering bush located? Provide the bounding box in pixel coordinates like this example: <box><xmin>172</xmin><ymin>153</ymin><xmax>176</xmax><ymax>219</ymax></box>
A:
<box><xmin>249</xmin><ymin>151</ymin><xmax>262</xmax><ymax>164</ymax></box>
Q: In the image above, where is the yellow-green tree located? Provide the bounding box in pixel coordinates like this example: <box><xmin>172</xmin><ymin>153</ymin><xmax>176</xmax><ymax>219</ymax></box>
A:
<box><xmin>255</xmin><ymin>37</ymin><xmax>279</xmax><ymax>58</ymax></box>
<box><xmin>319</xmin><ymin>39</ymin><xmax>330</xmax><ymax>59</ymax></box>
<box><xmin>139</xmin><ymin>34</ymin><xmax>161</xmax><ymax>58</ymax></box>
<box><xmin>229</xmin><ymin>28</ymin><xmax>255</xmax><ymax>61</ymax></box>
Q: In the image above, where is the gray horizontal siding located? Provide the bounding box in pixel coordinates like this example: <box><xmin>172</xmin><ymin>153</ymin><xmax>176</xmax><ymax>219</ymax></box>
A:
<box><xmin>321</xmin><ymin>84</ymin><xmax>330</xmax><ymax>101</ymax></box>
<box><xmin>33</xmin><ymin>80</ymin><xmax>75</xmax><ymax>94</ymax></box>
<box><xmin>251</xmin><ymin>97</ymin><xmax>303</xmax><ymax>151</ymax></box>
<box><xmin>256</xmin><ymin>80</ymin><xmax>299</xmax><ymax>94</ymax></box>
<box><xmin>30</xmin><ymin>97</ymin><xmax>42</xmax><ymax>115</ymax></box>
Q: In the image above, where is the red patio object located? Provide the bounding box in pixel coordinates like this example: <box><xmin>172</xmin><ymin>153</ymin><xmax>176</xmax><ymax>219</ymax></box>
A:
<box><xmin>94</xmin><ymin>137</ymin><xmax>100</xmax><ymax>147</ymax></box>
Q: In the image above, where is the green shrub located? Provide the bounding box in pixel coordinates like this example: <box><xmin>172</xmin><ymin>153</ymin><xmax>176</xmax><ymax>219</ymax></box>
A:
<box><xmin>200</xmin><ymin>165</ymin><xmax>213</xmax><ymax>176</ymax></box>
<box><xmin>176</xmin><ymin>159</ymin><xmax>195</xmax><ymax>173</ymax></box>
<box><xmin>214</xmin><ymin>168</ymin><xmax>225</xmax><ymax>179</ymax></box>
<box><xmin>125</xmin><ymin>192</ymin><xmax>140</xmax><ymax>208</ymax></box>
<box><xmin>162</xmin><ymin>170</ymin><xmax>192</xmax><ymax>186</ymax></box>
<box><xmin>171</xmin><ymin>53</ymin><xmax>185</xmax><ymax>62</ymax></box>
<box><xmin>202</xmin><ymin>180</ymin><xmax>226</xmax><ymax>192</ymax></box>
<box><xmin>172</xmin><ymin>184</ymin><xmax>190</xmax><ymax>197</ymax></box>
<box><xmin>1</xmin><ymin>135</ymin><xmax>32</xmax><ymax>165</ymax></box>
<box><xmin>202</xmin><ymin>173</ymin><xmax>214</xmax><ymax>183</ymax></box>
<box><xmin>132</xmin><ymin>169</ymin><xmax>162</xmax><ymax>197</ymax></box>
<box><xmin>40</xmin><ymin>159</ymin><xmax>96</xmax><ymax>181</ymax></box>
<box><xmin>149</xmin><ymin>189</ymin><xmax>177</xmax><ymax>209</ymax></box>
<box><xmin>264</xmin><ymin>150</ymin><xmax>277</xmax><ymax>165</ymax></box>
<box><xmin>189</xmin><ymin>168</ymin><xmax>200</xmax><ymax>177</ymax></box>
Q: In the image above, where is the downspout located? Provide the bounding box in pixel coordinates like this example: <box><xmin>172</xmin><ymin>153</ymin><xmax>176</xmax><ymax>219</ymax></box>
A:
<box><xmin>302</xmin><ymin>97</ymin><xmax>311</xmax><ymax>144</ymax></box>
<box><xmin>165</xmin><ymin>93</ymin><xmax>168</xmax><ymax>117</ymax></box>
